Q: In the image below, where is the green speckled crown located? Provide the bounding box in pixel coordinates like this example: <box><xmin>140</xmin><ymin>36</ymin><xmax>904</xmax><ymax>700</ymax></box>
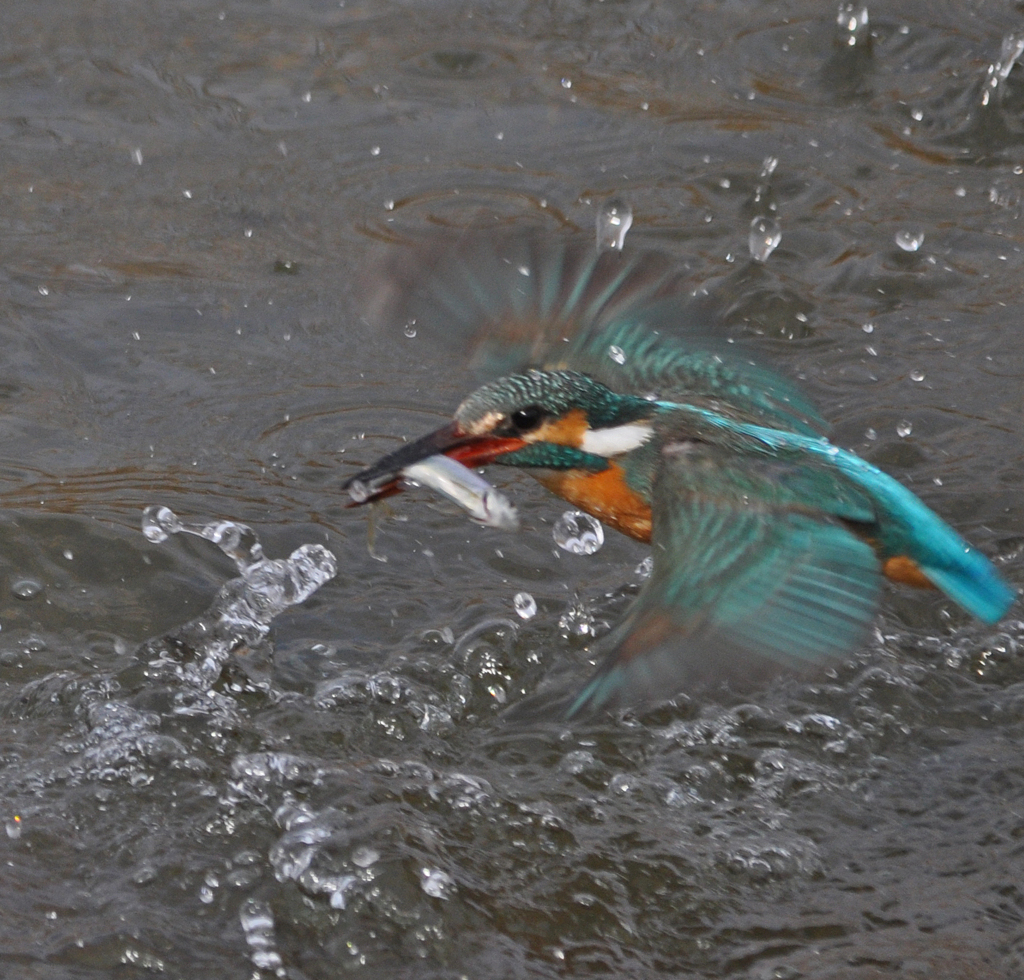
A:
<box><xmin>455</xmin><ymin>369</ymin><xmax>653</xmax><ymax>431</ymax></box>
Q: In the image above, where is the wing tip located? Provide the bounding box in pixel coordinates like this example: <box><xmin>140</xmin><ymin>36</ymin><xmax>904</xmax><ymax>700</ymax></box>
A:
<box><xmin>923</xmin><ymin>562</ymin><xmax>1017</xmax><ymax>624</ymax></box>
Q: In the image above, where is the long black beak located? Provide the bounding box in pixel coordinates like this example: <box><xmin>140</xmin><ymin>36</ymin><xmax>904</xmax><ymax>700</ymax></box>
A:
<box><xmin>342</xmin><ymin>421</ymin><xmax>528</xmax><ymax>506</ymax></box>
<box><xmin>342</xmin><ymin>421</ymin><xmax>468</xmax><ymax>503</ymax></box>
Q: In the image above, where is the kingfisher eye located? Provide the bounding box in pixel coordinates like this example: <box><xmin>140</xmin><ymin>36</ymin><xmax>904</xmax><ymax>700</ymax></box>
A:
<box><xmin>510</xmin><ymin>405</ymin><xmax>544</xmax><ymax>432</ymax></box>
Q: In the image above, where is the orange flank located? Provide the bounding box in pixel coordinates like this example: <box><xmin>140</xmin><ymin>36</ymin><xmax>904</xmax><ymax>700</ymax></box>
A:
<box><xmin>536</xmin><ymin>461</ymin><xmax>652</xmax><ymax>542</ymax></box>
<box><xmin>883</xmin><ymin>555</ymin><xmax>936</xmax><ymax>590</ymax></box>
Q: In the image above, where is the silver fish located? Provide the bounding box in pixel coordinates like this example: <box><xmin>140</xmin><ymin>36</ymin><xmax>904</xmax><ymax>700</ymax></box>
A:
<box><xmin>402</xmin><ymin>455</ymin><xmax>519</xmax><ymax>531</ymax></box>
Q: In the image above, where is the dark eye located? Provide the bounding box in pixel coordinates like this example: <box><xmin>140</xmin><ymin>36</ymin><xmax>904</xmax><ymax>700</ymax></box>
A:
<box><xmin>510</xmin><ymin>405</ymin><xmax>544</xmax><ymax>432</ymax></box>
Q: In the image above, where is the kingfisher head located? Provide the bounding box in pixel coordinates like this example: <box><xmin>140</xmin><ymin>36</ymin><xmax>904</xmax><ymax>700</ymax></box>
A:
<box><xmin>343</xmin><ymin>369</ymin><xmax>659</xmax><ymax>503</ymax></box>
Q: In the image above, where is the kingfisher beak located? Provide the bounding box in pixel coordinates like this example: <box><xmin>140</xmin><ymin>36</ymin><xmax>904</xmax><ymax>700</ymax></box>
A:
<box><xmin>342</xmin><ymin>421</ymin><xmax>525</xmax><ymax>505</ymax></box>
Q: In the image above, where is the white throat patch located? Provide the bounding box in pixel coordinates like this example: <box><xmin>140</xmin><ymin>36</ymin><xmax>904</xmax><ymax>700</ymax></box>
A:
<box><xmin>580</xmin><ymin>421</ymin><xmax>654</xmax><ymax>457</ymax></box>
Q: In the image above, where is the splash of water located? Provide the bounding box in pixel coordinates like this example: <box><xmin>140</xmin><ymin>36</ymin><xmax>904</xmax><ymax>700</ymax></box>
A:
<box><xmin>142</xmin><ymin>505</ymin><xmax>265</xmax><ymax>569</ymax></box>
<box><xmin>982</xmin><ymin>33</ymin><xmax>1024</xmax><ymax>107</ymax></box>
<box><xmin>239</xmin><ymin>898</ymin><xmax>286</xmax><ymax>977</ymax></box>
<box><xmin>138</xmin><ymin>506</ymin><xmax>337</xmax><ymax>686</ymax></box>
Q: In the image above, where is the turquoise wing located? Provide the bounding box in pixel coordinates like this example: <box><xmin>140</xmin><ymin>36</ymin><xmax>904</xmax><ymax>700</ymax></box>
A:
<box><xmin>566</xmin><ymin>445</ymin><xmax>882</xmax><ymax>717</ymax></box>
<box><xmin>364</xmin><ymin>230</ymin><xmax>828</xmax><ymax>437</ymax></box>
<box><xmin>671</xmin><ymin>411</ymin><xmax>1017</xmax><ymax>625</ymax></box>
<box><xmin>800</xmin><ymin>434</ymin><xmax>1016</xmax><ymax>624</ymax></box>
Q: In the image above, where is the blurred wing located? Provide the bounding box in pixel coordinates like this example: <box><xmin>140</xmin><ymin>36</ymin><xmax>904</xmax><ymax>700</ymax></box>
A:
<box><xmin>566</xmin><ymin>445</ymin><xmax>882</xmax><ymax>717</ymax></box>
<box><xmin>364</xmin><ymin>230</ymin><xmax>827</xmax><ymax>436</ymax></box>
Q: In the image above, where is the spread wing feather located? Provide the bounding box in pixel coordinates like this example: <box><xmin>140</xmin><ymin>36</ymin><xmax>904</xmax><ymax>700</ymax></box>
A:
<box><xmin>364</xmin><ymin>230</ymin><xmax>828</xmax><ymax>436</ymax></box>
<box><xmin>566</xmin><ymin>445</ymin><xmax>882</xmax><ymax>716</ymax></box>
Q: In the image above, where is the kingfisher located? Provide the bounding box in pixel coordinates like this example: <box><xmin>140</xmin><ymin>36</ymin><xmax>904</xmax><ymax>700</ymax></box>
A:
<box><xmin>344</xmin><ymin>230</ymin><xmax>1015</xmax><ymax>717</ymax></box>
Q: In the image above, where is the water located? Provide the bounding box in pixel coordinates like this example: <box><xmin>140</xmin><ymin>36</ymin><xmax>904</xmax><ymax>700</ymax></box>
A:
<box><xmin>513</xmin><ymin>591</ymin><xmax>538</xmax><ymax>620</ymax></box>
<box><xmin>748</xmin><ymin>215</ymin><xmax>782</xmax><ymax>262</ymax></box>
<box><xmin>135</xmin><ymin>506</ymin><xmax>336</xmax><ymax>685</ymax></box>
<box><xmin>895</xmin><ymin>229</ymin><xmax>926</xmax><ymax>252</ymax></box>
<box><xmin>239</xmin><ymin>899</ymin><xmax>285</xmax><ymax>977</ymax></box>
<box><xmin>552</xmin><ymin>510</ymin><xmax>606</xmax><ymax>556</ymax></box>
<box><xmin>835</xmin><ymin>3</ymin><xmax>870</xmax><ymax>48</ymax></box>
<box><xmin>3</xmin><ymin>0</ymin><xmax>1024</xmax><ymax>977</ymax></box>
<box><xmin>982</xmin><ymin>33</ymin><xmax>1024</xmax><ymax>106</ymax></box>
<box><xmin>595</xmin><ymin>197</ymin><xmax>633</xmax><ymax>251</ymax></box>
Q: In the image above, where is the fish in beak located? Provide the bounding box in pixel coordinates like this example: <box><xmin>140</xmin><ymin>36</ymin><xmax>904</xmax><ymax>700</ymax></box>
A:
<box><xmin>342</xmin><ymin>422</ymin><xmax>523</xmax><ymax>531</ymax></box>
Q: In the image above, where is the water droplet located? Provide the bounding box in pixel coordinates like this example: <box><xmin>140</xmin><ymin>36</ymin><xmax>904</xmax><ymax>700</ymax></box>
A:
<box><xmin>384</xmin><ymin>199</ymin><xmax>395</xmax><ymax>211</ymax></box>
<box><xmin>607</xmin><ymin>345</ymin><xmax>626</xmax><ymax>365</ymax></box>
<box><xmin>239</xmin><ymin>899</ymin><xmax>284</xmax><ymax>973</ymax></box>
<box><xmin>487</xmin><ymin>684</ymin><xmax>507</xmax><ymax>704</ymax></box>
<box><xmin>559</xmin><ymin>595</ymin><xmax>596</xmax><ymax>637</ymax></box>
<box><xmin>513</xmin><ymin>592</ymin><xmax>537</xmax><ymax>620</ymax></box>
<box><xmin>142</xmin><ymin>505</ymin><xmax>178</xmax><ymax>542</ymax></box>
<box><xmin>37</xmin><ymin>285</ymin><xmax>49</xmax><ymax>296</ymax></box>
<box><xmin>983</xmin><ymin>33</ymin><xmax>1024</xmax><ymax>104</ymax></box>
<box><xmin>11</xmin><ymin>579</ymin><xmax>42</xmax><ymax>600</ymax></box>
<box><xmin>865</xmin><ymin>427</ymin><xmax>877</xmax><ymax>441</ymax></box>
<box><xmin>635</xmin><ymin>556</ymin><xmax>653</xmax><ymax>579</ymax></box>
<box><xmin>910</xmin><ymin>369</ymin><xmax>925</xmax><ymax>382</ymax></box>
<box><xmin>998</xmin><ymin>33</ymin><xmax>1024</xmax><ymax>79</ymax></box>
<box><xmin>553</xmin><ymin>511</ymin><xmax>604</xmax><ymax>555</ymax></box>
<box><xmin>351</xmin><ymin>846</ymin><xmax>379</xmax><ymax>868</ymax></box>
<box><xmin>62</xmin><ymin>550</ymin><xmax>73</xmax><ymax>561</ymax></box>
<box><xmin>561</xmin><ymin>77</ymin><xmax>572</xmax><ymax>88</ymax></box>
<box><xmin>760</xmin><ymin>156</ymin><xmax>778</xmax><ymax>179</ymax></box>
<box><xmin>327</xmin><ymin>876</ymin><xmax>358</xmax><ymax>909</ymax></box>
<box><xmin>420</xmin><ymin>867</ymin><xmax>455</xmax><ymax>899</ymax></box>
<box><xmin>749</xmin><ymin>215</ymin><xmax>781</xmax><ymax>262</ymax></box>
<box><xmin>6</xmin><ymin>816</ymin><xmax>21</xmax><ymax>839</ymax></box>
<box><xmin>862</xmin><ymin>322</ymin><xmax>874</xmax><ymax>333</ymax></box>
<box><xmin>370</xmin><ymin>145</ymin><xmax>380</xmax><ymax>156</ymax></box>
<box><xmin>131</xmin><ymin>147</ymin><xmax>143</xmax><ymax>165</ymax></box>
<box><xmin>896</xmin><ymin>420</ymin><xmax>913</xmax><ymax>438</ymax></box>
<box><xmin>895</xmin><ymin>230</ymin><xmax>924</xmax><ymax>252</ymax></box>
<box><xmin>403</xmin><ymin>321</ymin><xmax>417</xmax><ymax>338</ymax></box>
<box><xmin>595</xmin><ymin>197</ymin><xmax>633</xmax><ymax>251</ymax></box>
<box><xmin>835</xmin><ymin>3</ymin><xmax>869</xmax><ymax>47</ymax></box>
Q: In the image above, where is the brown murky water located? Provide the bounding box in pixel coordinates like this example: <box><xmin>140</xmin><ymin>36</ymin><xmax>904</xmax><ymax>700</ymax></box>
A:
<box><xmin>2</xmin><ymin>1</ymin><xmax>1024</xmax><ymax>977</ymax></box>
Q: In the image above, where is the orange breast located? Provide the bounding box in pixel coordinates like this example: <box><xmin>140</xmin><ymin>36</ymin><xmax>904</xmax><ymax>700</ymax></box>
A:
<box><xmin>535</xmin><ymin>462</ymin><xmax>652</xmax><ymax>542</ymax></box>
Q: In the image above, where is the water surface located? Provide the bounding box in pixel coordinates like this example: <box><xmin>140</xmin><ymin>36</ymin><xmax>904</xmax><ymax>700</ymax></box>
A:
<box><xmin>2</xmin><ymin>1</ymin><xmax>1024</xmax><ymax>977</ymax></box>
